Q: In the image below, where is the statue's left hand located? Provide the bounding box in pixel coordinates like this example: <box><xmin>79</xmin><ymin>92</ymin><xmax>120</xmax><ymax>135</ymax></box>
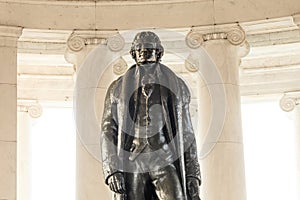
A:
<box><xmin>187</xmin><ymin>177</ymin><xmax>200</xmax><ymax>200</ymax></box>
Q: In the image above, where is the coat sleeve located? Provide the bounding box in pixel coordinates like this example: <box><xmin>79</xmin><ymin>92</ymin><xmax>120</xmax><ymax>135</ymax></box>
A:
<box><xmin>179</xmin><ymin>78</ymin><xmax>202</xmax><ymax>185</ymax></box>
<box><xmin>100</xmin><ymin>80</ymin><xmax>121</xmax><ymax>185</ymax></box>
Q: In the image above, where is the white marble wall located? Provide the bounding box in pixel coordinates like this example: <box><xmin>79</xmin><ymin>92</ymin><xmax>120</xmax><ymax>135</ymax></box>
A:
<box><xmin>0</xmin><ymin>25</ymin><xmax>22</xmax><ymax>200</ymax></box>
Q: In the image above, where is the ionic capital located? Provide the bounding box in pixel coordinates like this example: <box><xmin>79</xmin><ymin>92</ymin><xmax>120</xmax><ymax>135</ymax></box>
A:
<box><xmin>280</xmin><ymin>92</ymin><xmax>300</xmax><ymax>112</ymax></box>
<box><xmin>65</xmin><ymin>30</ymin><xmax>124</xmax><ymax>68</ymax></box>
<box><xmin>185</xmin><ymin>54</ymin><xmax>200</xmax><ymax>72</ymax></box>
<box><xmin>185</xmin><ymin>25</ymin><xmax>247</xmax><ymax>48</ymax></box>
<box><xmin>66</xmin><ymin>30</ymin><xmax>125</xmax><ymax>52</ymax></box>
<box><xmin>18</xmin><ymin>102</ymin><xmax>43</xmax><ymax>118</ymax></box>
<box><xmin>185</xmin><ymin>25</ymin><xmax>249</xmax><ymax>71</ymax></box>
<box><xmin>112</xmin><ymin>57</ymin><xmax>128</xmax><ymax>75</ymax></box>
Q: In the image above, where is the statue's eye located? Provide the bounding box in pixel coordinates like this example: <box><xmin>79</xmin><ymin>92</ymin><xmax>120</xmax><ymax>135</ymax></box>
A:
<box><xmin>135</xmin><ymin>44</ymin><xmax>142</xmax><ymax>51</ymax></box>
<box><xmin>146</xmin><ymin>48</ymin><xmax>155</xmax><ymax>53</ymax></box>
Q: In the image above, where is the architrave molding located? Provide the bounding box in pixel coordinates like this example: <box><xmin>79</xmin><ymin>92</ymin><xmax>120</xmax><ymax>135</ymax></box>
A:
<box><xmin>240</xmin><ymin>16</ymin><xmax>298</xmax><ymax>35</ymax></box>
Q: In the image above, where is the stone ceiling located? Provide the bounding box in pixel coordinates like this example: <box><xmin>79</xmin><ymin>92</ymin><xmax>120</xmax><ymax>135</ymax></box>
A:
<box><xmin>1</xmin><ymin>0</ymin><xmax>300</xmax><ymax>30</ymax></box>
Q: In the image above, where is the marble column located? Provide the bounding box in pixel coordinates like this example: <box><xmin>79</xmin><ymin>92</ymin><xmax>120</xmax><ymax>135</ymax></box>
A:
<box><xmin>186</xmin><ymin>25</ymin><xmax>249</xmax><ymax>200</ymax></box>
<box><xmin>17</xmin><ymin>111</ymin><xmax>31</xmax><ymax>200</ymax></box>
<box><xmin>0</xmin><ymin>25</ymin><xmax>22</xmax><ymax>200</ymax></box>
<box><xmin>17</xmin><ymin>103</ymin><xmax>42</xmax><ymax>200</ymax></box>
<box><xmin>295</xmin><ymin>105</ymin><xmax>300</xmax><ymax>200</ymax></box>
<box><xmin>280</xmin><ymin>92</ymin><xmax>300</xmax><ymax>199</ymax></box>
<box><xmin>65</xmin><ymin>30</ymin><xmax>124</xmax><ymax>200</ymax></box>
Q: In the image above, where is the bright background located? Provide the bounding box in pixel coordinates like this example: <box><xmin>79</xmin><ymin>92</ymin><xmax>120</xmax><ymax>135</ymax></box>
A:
<box><xmin>242</xmin><ymin>100</ymin><xmax>297</xmax><ymax>200</ymax></box>
<box><xmin>30</xmin><ymin>107</ymin><xmax>76</xmax><ymax>200</ymax></box>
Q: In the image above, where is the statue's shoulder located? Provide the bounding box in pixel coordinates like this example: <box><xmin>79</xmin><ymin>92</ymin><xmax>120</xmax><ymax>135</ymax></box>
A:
<box><xmin>107</xmin><ymin>76</ymin><xmax>123</xmax><ymax>91</ymax></box>
<box><xmin>177</xmin><ymin>77</ymin><xmax>191</xmax><ymax>103</ymax></box>
<box><xmin>114</xmin><ymin>64</ymin><xmax>137</xmax><ymax>87</ymax></box>
<box><xmin>106</xmin><ymin>64</ymin><xmax>137</xmax><ymax>99</ymax></box>
<box><xmin>159</xmin><ymin>63</ymin><xmax>188</xmax><ymax>88</ymax></box>
<box><xmin>105</xmin><ymin>76</ymin><xmax>124</xmax><ymax>103</ymax></box>
<box><xmin>159</xmin><ymin>63</ymin><xmax>191</xmax><ymax>103</ymax></box>
<box><xmin>159</xmin><ymin>63</ymin><xmax>177</xmax><ymax>76</ymax></box>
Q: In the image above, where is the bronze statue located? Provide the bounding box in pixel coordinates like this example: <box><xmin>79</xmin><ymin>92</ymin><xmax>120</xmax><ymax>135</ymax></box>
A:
<box><xmin>101</xmin><ymin>31</ymin><xmax>201</xmax><ymax>200</ymax></box>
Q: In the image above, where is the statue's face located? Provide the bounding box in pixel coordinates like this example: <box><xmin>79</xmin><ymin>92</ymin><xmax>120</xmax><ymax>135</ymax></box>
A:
<box><xmin>134</xmin><ymin>43</ymin><xmax>157</xmax><ymax>64</ymax></box>
<box><xmin>131</xmin><ymin>31</ymin><xmax>164</xmax><ymax>65</ymax></box>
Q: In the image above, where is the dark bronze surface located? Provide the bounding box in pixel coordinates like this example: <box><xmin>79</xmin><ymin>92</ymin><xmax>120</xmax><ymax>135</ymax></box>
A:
<box><xmin>101</xmin><ymin>31</ymin><xmax>201</xmax><ymax>200</ymax></box>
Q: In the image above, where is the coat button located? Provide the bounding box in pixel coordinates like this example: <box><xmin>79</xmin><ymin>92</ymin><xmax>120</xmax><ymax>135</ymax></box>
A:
<box><xmin>160</xmin><ymin>137</ymin><xmax>166</xmax><ymax>143</ymax></box>
<box><xmin>162</xmin><ymin>144</ymin><xmax>168</xmax><ymax>151</ymax></box>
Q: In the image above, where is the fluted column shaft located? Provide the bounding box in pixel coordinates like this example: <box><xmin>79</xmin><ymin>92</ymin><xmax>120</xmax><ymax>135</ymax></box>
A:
<box><xmin>188</xmin><ymin>26</ymin><xmax>248</xmax><ymax>200</ymax></box>
<box><xmin>0</xmin><ymin>25</ymin><xmax>22</xmax><ymax>200</ymax></box>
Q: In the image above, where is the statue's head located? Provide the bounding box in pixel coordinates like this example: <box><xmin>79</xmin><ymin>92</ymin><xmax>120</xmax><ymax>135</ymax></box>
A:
<box><xmin>130</xmin><ymin>31</ymin><xmax>164</xmax><ymax>65</ymax></box>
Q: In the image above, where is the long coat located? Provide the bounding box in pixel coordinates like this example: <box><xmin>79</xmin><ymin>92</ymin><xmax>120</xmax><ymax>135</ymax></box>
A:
<box><xmin>101</xmin><ymin>63</ymin><xmax>201</xmax><ymax>200</ymax></box>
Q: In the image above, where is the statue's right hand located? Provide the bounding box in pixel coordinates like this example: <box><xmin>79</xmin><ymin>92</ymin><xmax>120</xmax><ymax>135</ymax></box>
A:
<box><xmin>108</xmin><ymin>173</ymin><xmax>126</xmax><ymax>194</ymax></box>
